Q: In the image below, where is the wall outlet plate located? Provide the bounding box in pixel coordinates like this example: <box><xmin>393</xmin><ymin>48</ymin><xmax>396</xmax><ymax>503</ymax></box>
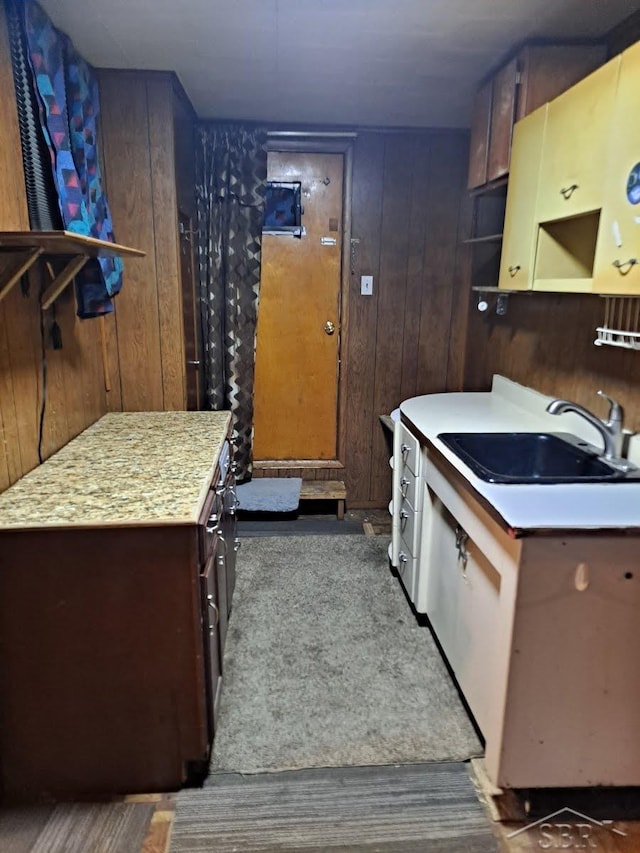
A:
<box><xmin>361</xmin><ymin>275</ymin><xmax>373</xmax><ymax>295</ymax></box>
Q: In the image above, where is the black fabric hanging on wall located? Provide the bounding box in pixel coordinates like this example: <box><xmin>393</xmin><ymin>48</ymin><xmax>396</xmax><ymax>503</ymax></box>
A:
<box><xmin>5</xmin><ymin>0</ymin><xmax>61</xmax><ymax>232</ymax></box>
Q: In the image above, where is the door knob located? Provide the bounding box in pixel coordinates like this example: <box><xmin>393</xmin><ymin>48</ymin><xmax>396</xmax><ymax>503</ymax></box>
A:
<box><xmin>324</xmin><ymin>321</ymin><xmax>335</xmax><ymax>335</ymax></box>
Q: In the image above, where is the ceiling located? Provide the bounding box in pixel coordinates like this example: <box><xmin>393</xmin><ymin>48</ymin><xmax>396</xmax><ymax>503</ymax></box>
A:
<box><xmin>39</xmin><ymin>0</ymin><xmax>637</xmax><ymax>128</ymax></box>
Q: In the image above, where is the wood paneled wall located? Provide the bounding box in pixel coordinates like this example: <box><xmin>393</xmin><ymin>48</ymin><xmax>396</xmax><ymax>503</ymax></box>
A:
<box><xmin>463</xmin><ymin>292</ymin><xmax>640</xmax><ymax>434</ymax></box>
<box><xmin>0</xmin><ymin>9</ymin><xmax>121</xmax><ymax>492</ymax></box>
<box><xmin>98</xmin><ymin>70</ymin><xmax>188</xmax><ymax>413</ymax></box>
<box><xmin>344</xmin><ymin>130</ymin><xmax>470</xmax><ymax>506</ymax></box>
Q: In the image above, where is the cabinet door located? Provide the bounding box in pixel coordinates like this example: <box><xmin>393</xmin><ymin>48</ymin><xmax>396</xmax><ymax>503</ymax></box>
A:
<box><xmin>498</xmin><ymin>105</ymin><xmax>548</xmax><ymax>291</ymax></box>
<box><xmin>467</xmin><ymin>80</ymin><xmax>492</xmax><ymax>189</ymax></box>
<box><xmin>487</xmin><ymin>58</ymin><xmax>518</xmax><ymax>184</ymax></box>
<box><xmin>517</xmin><ymin>45</ymin><xmax>607</xmax><ymax>120</ymax></box>
<box><xmin>536</xmin><ymin>57</ymin><xmax>620</xmax><ymax>223</ymax></box>
<box><xmin>593</xmin><ymin>42</ymin><xmax>640</xmax><ymax>295</ymax></box>
<box><xmin>200</xmin><ymin>554</ymin><xmax>222</xmax><ymax>738</ymax></box>
<box><xmin>426</xmin><ymin>498</ymin><xmax>500</xmax><ymax>736</ymax></box>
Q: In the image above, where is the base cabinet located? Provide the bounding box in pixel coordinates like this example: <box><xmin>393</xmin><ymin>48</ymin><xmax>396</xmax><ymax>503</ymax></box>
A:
<box><xmin>0</xmin><ymin>447</ymin><xmax>237</xmax><ymax>801</ymax></box>
<box><xmin>421</xmin><ymin>452</ymin><xmax>640</xmax><ymax>789</ymax></box>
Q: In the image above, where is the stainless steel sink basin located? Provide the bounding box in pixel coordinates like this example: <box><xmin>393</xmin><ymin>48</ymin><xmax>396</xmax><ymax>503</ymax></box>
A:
<box><xmin>437</xmin><ymin>432</ymin><xmax>638</xmax><ymax>484</ymax></box>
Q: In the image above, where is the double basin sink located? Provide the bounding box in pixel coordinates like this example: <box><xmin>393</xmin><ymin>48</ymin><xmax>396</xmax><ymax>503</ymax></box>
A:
<box><xmin>437</xmin><ymin>431</ymin><xmax>639</xmax><ymax>484</ymax></box>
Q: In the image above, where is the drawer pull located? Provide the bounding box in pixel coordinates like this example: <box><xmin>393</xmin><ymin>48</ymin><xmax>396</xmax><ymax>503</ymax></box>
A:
<box><xmin>207</xmin><ymin>594</ymin><xmax>219</xmax><ymax>631</ymax></box>
<box><xmin>398</xmin><ymin>551</ymin><xmax>408</xmax><ymax>577</ymax></box>
<box><xmin>400</xmin><ymin>477</ymin><xmax>410</xmax><ymax>498</ymax></box>
<box><xmin>233</xmin><ymin>536</ymin><xmax>241</xmax><ymax>552</ymax></box>
<box><xmin>400</xmin><ymin>509</ymin><xmax>409</xmax><ymax>531</ymax></box>
<box><xmin>508</xmin><ymin>264</ymin><xmax>521</xmax><ymax>277</ymax></box>
<box><xmin>401</xmin><ymin>443</ymin><xmax>411</xmax><ymax>459</ymax></box>
<box><xmin>612</xmin><ymin>258</ymin><xmax>638</xmax><ymax>275</ymax></box>
<box><xmin>560</xmin><ymin>183</ymin><xmax>578</xmax><ymax>199</ymax></box>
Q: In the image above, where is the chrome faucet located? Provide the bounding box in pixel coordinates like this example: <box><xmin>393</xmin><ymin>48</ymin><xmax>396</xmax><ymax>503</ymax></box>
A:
<box><xmin>546</xmin><ymin>390</ymin><xmax>624</xmax><ymax>460</ymax></box>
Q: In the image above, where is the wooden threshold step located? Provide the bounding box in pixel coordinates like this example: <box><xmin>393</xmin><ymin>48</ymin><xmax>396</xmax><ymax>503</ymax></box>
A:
<box><xmin>299</xmin><ymin>480</ymin><xmax>346</xmax><ymax>520</ymax></box>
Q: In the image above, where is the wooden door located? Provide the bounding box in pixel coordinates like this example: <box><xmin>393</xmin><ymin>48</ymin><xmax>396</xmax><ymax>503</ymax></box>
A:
<box><xmin>486</xmin><ymin>58</ymin><xmax>518</xmax><ymax>184</ymax></box>
<box><xmin>253</xmin><ymin>152</ymin><xmax>343</xmax><ymax>461</ymax></box>
<box><xmin>467</xmin><ymin>80</ymin><xmax>492</xmax><ymax>189</ymax></box>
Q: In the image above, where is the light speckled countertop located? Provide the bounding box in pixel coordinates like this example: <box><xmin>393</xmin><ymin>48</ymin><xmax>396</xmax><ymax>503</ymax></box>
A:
<box><xmin>0</xmin><ymin>411</ymin><xmax>231</xmax><ymax>529</ymax></box>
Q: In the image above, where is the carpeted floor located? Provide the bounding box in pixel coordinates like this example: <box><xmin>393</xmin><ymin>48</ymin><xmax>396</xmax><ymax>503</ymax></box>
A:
<box><xmin>210</xmin><ymin>535</ymin><xmax>482</xmax><ymax>774</ymax></box>
<box><xmin>172</xmin><ymin>763</ymin><xmax>498</xmax><ymax>852</ymax></box>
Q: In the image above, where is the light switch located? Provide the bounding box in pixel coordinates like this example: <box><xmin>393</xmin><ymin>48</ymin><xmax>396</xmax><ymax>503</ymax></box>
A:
<box><xmin>361</xmin><ymin>275</ymin><xmax>373</xmax><ymax>295</ymax></box>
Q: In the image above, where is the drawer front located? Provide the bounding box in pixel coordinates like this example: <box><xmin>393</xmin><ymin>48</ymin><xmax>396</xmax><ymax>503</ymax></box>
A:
<box><xmin>398</xmin><ymin>423</ymin><xmax>421</xmax><ymax>476</ymax></box>
<box><xmin>199</xmin><ymin>489</ymin><xmax>223</xmax><ymax>565</ymax></box>
<box><xmin>397</xmin><ymin>469</ymin><xmax>418</xmax><ymax>509</ymax></box>
<box><xmin>397</xmin><ymin>536</ymin><xmax>417</xmax><ymax>601</ymax></box>
<box><xmin>399</xmin><ymin>504</ymin><xmax>421</xmax><ymax>559</ymax></box>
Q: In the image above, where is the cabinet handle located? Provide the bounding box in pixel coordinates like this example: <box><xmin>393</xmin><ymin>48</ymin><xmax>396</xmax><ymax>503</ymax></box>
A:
<box><xmin>612</xmin><ymin>258</ymin><xmax>639</xmax><ymax>275</ymax></box>
<box><xmin>401</xmin><ymin>443</ymin><xmax>410</xmax><ymax>458</ymax></box>
<box><xmin>400</xmin><ymin>477</ymin><xmax>410</xmax><ymax>498</ymax></box>
<box><xmin>455</xmin><ymin>525</ymin><xmax>469</xmax><ymax>573</ymax></box>
<box><xmin>559</xmin><ymin>183</ymin><xmax>578</xmax><ymax>199</ymax></box>
<box><xmin>207</xmin><ymin>594</ymin><xmax>219</xmax><ymax>631</ymax></box>
<box><xmin>233</xmin><ymin>536</ymin><xmax>241</xmax><ymax>552</ymax></box>
<box><xmin>400</xmin><ymin>509</ymin><xmax>409</xmax><ymax>531</ymax></box>
<box><xmin>508</xmin><ymin>265</ymin><xmax>521</xmax><ymax>277</ymax></box>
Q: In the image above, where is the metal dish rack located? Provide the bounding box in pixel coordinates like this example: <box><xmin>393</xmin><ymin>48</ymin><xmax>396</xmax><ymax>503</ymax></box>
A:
<box><xmin>595</xmin><ymin>296</ymin><xmax>640</xmax><ymax>351</ymax></box>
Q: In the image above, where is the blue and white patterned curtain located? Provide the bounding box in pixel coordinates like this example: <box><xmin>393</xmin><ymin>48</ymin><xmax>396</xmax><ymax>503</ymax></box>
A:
<box><xmin>195</xmin><ymin>124</ymin><xmax>267</xmax><ymax>480</ymax></box>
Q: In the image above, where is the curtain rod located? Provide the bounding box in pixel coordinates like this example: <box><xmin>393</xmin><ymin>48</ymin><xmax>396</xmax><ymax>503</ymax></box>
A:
<box><xmin>267</xmin><ymin>131</ymin><xmax>358</xmax><ymax>138</ymax></box>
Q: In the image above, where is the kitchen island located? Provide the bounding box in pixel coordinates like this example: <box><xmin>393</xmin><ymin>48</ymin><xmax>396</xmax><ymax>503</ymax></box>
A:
<box><xmin>391</xmin><ymin>377</ymin><xmax>640</xmax><ymax>789</ymax></box>
<box><xmin>0</xmin><ymin>411</ymin><xmax>236</xmax><ymax>801</ymax></box>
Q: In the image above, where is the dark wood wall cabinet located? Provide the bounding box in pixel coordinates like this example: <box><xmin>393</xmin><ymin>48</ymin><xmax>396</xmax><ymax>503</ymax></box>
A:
<box><xmin>467</xmin><ymin>43</ymin><xmax>606</xmax><ymax>190</ymax></box>
<box><xmin>0</xmin><ymin>411</ymin><xmax>236</xmax><ymax>802</ymax></box>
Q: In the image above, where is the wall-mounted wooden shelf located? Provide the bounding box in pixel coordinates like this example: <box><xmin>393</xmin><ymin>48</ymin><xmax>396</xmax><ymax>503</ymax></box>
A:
<box><xmin>0</xmin><ymin>231</ymin><xmax>145</xmax><ymax>311</ymax></box>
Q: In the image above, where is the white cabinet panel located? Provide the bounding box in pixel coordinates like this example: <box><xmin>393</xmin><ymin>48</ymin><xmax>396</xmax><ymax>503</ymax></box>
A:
<box><xmin>426</xmin><ymin>497</ymin><xmax>500</xmax><ymax>736</ymax></box>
